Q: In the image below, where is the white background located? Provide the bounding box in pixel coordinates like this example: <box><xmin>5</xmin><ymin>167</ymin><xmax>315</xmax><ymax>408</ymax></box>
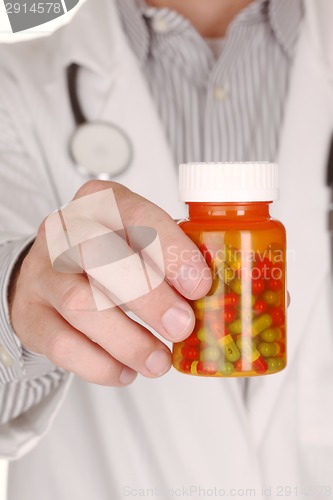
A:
<box><xmin>0</xmin><ymin>1</ymin><xmax>85</xmax><ymax>497</ymax></box>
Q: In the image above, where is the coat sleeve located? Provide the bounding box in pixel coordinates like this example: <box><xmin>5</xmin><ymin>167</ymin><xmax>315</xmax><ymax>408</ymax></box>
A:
<box><xmin>0</xmin><ymin>67</ymin><xmax>73</xmax><ymax>459</ymax></box>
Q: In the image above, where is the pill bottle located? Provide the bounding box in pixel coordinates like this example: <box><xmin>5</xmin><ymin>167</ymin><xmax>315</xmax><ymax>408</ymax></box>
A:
<box><xmin>172</xmin><ymin>162</ymin><xmax>286</xmax><ymax>377</ymax></box>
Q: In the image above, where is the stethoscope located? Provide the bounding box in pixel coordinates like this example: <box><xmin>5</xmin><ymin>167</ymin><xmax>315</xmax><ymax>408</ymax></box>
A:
<box><xmin>67</xmin><ymin>63</ymin><xmax>133</xmax><ymax>179</ymax></box>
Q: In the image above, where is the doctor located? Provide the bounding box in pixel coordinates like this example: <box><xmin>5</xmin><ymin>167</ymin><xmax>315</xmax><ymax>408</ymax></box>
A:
<box><xmin>0</xmin><ymin>0</ymin><xmax>333</xmax><ymax>498</ymax></box>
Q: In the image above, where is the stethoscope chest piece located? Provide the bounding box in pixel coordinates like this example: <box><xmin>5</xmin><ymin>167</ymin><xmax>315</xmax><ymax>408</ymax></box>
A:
<box><xmin>70</xmin><ymin>122</ymin><xmax>133</xmax><ymax>179</ymax></box>
<box><xmin>67</xmin><ymin>63</ymin><xmax>133</xmax><ymax>180</ymax></box>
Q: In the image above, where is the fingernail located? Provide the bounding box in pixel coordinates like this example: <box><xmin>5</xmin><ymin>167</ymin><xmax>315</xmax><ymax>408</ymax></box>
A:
<box><xmin>119</xmin><ymin>367</ymin><xmax>137</xmax><ymax>385</ymax></box>
<box><xmin>161</xmin><ymin>306</ymin><xmax>192</xmax><ymax>339</ymax></box>
<box><xmin>145</xmin><ymin>349</ymin><xmax>171</xmax><ymax>376</ymax></box>
<box><xmin>176</xmin><ymin>264</ymin><xmax>203</xmax><ymax>296</ymax></box>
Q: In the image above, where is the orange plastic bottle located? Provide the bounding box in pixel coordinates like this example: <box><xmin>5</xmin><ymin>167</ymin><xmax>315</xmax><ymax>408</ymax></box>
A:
<box><xmin>172</xmin><ymin>162</ymin><xmax>287</xmax><ymax>377</ymax></box>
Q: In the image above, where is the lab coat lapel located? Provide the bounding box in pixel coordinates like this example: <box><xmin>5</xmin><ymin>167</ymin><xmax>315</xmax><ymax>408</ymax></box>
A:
<box><xmin>246</xmin><ymin>0</ymin><xmax>333</xmax><ymax>447</ymax></box>
<box><xmin>94</xmin><ymin>8</ymin><xmax>186</xmax><ymax>220</ymax></box>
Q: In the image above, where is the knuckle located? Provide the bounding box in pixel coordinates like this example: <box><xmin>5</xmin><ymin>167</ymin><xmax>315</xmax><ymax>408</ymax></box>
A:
<box><xmin>60</xmin><ymin>283</ymin><xmax>91</xmax><ymax>311</ymax></box>
<box><xmin>47</xmin><ymin>332</ymin><xmax>74</xmax><ymax>366</ymax></box>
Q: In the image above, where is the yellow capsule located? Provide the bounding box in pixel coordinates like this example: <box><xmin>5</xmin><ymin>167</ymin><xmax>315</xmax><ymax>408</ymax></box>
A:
<box><xmin>260</xmin><ymin>327</ymin><xmax>281</xmax><ymax>342</ymax></box>
<box><xmin>262</xmin><ymin>290</ymin><xmax>279</xmax><ymax>306</ymax></box>
<box><xmin>196</xmin><ymin>327</ymin><xmax>216</xmax><ymax>345</ymax></box>
<box><xmin>200</xmin><ymin>346</ymin><xmax>221</xmax><ymax>362</ymax></box>
<box><xmin>217</xmin><ymin>360</ymin><xmax>235</xmax><ymax>375</ymax></box>
<box><xmin>230</xmin><ymin>279</ymin><xmax>242</xmax><ymax>295</ymax></box>
<box><xmin>266</xmin><ymin>357</ymin><xmax>285</xmax><ymax>372</ymax></box>
<box><xmin>224</xmin><ymin>266</ymin><xmax>235</xmax><ymax>284</ymax></box>
<box><xmin>194</xmin><ymin>295</ymin><xmax>221</xmax><ymax>311</ymax></box>
<box><xmin>190</xmin><ymin>360</ymin><xmax>200</xmax><ymax>375</ymax></box>
<box><xmin>218</xmin><ymin>334</ymin><xmax>240</xmax><ymax>362</ymax></box>
<box><xmin>252</xmin><ymin>314</ymin><xmax>272</xmax><ymax>337</ymax></box>
<box><xmin>257</xmin><ymin>342</ymin><xmax>280</xmax><ymax>357</ymax></box>
<box><xmin>228</xmin><ymin>319</ymin><xmax>243</xmax><ymax>334</ymax></box>
<box><xmin>224</xmin><ymin>245</ymin><xmax>242</xmax><ymax>271</ymax></box>
<box><xmin>236</xmin><ymin>336</ymin><xmax>257</xmax><ymax>352</ymax></box>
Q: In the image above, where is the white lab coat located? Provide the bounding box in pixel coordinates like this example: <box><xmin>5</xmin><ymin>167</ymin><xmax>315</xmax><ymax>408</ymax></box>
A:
<box><xmin>0</xmin><ymin>0</ymin><xmax>333</xmax><ymax>498</ymax></box>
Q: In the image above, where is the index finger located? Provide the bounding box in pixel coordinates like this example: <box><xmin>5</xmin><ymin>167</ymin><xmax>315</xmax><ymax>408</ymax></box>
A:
<box><xmin>73</xmin><ymin>180</ymin><xmax>213</xmax><ymax>301</ymax></box>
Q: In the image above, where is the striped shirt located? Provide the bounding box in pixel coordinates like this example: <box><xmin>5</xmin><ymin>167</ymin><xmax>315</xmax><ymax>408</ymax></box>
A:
<box><xmin>0</xmin><ymin>0</ymin><xmax>303</xmax><ymax>423</ymax></box>
<box><xmin>116</xmin><ymin>0</ymin><xmax>303</xmax><ymax>165</ymax></box>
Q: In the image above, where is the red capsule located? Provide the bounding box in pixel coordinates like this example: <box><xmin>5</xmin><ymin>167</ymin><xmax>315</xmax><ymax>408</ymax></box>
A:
<box><xmin>224</xmin><ymin>306</ymin><xmax>237</xmax><ymax>324</ymax></box>
<box><xmin>277</xmin><ymin>341</ymin><xmax>286</xmax><ymax>355</ymax></box>
<box><xmin>179</xmin><ymin>359</ymin><xmax>192</xmax><ymax>373</ymax></box>
<box><xmin>254</xmin><ymin>258</ymin><xmax>273</xmax><ymax>279</ymax></box>
<box><xmin>253</xmin><ymin>299</ymin><xmax>268</xmax><ymax>315</ymax></box>
<box><xmin>251</xmin><ymin>278</ymin><xmax>265</xmax><ymax>296</ymax></box>
<box><xmin>234</xmin><ymin>358</ymin><xmax>243</xmax><ymax>371</ymax></box>
<box><xmin>270</xmin><ymin>307</ymin><xmax>285</xmax><ymax>327</ymax></box>
<box><xmin>252</xmin><ymin>355</ymin><xmax>268</xmax><ymax>374</ymax></box>
<box><xmin>268</xmin><ymin>278</ymin><xmax>282</xmax><ymax>291</ymax></box>
<box><xmin>196</xmin><ymin>360</ymin><xmax>218</xmax><ymax>375</ymax></box>
<box><xmin>183</xmin><ymin>332</ymin><xmax>200</xmax><ymax>346</ymax></box>
<box><xmin>181</xmin><ymin>345</ymin><xmax>200</xmax><ymax>361</ymax></box>
<box><xmin>224</xmin><ymin>292</ymin><xmax>240</xmax><ymax>307</ymax></box>
<box><xmin>199</xmin><ymin>244</ymin><xmax>213</xmax><ymax>267</ymax></box>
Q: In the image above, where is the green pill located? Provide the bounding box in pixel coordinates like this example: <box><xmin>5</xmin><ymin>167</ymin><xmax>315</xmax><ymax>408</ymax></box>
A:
<box><xmin>252</xmin><ymin>314</ymin><xmax>272</xmax><ymax>337</ymax></box>
<box><xmin>257</xmin><ymin>342</ymin><xmax>280</xmax><ymax>357</ymax></box>
<box><xmin>260</xmin><ymin>327</ymin><xmax>281</xmax><ymax>342</ymax></box>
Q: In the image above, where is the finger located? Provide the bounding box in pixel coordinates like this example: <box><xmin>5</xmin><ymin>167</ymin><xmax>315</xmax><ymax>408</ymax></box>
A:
<box><xmin>39</xmin><ymin>271</ymin><xmax>173</xmax><ymax>377</ymax></box>
<box><xmin>21</xmin><ymin>304</ymin><xmax>138</xmax><ymax>387</ymax></box>
<box><xmin>73</xmin><ymin>180</ymin><xmax>213</xmax><ymax>300</ymax></box>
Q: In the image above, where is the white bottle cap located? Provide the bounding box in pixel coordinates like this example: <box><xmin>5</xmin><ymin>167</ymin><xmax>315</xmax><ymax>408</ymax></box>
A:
<box><xmin>179</xmin><ymin>162</ymin><xmax>279</xmax><ymax>202</ymax></box>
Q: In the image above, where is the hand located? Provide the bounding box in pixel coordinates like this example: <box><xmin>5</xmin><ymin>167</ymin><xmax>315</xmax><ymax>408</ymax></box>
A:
<box><xmin>9</xmin><ymin>181</ymin><xmax>212</xmax><ymax>386</ymax></box>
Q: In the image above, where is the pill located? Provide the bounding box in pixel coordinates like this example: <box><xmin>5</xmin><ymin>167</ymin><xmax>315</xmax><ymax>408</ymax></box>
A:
<box><xmin>270</xmin><ymin>307</ymin><xmax>285</xmax><ymax>327</ymax></box>
<box><xmin>261</xmin><ymin>290</ymin><xmax>279</xmax><ymax>306</ymax></box>
<box><xmin>253</xmin><ymin>299</ymin><xmax>268</xmax><ymax>314</ymax></box>
<box><xmin>223</xmin><ymin>266</ymin><xmax>235</xmax><ymax>284</ymax></box>
<box><xmin>194</xmin><ymin>293</ymin><xmax>238</xmax><ymax>312</ymax></box>
<box><xmin>210</xmin><ymin>321</ymin><xmax>228</xmax><ymax>339</ymax></box>
<box><xmin>236</xmin><ymin>336</ymin><xmax>257</xmax><ymax>352</ymax></box>
<box><xmin>251</xmin><ymin>350</ymin><xmax>268</xmax><ymax>374</ymax></box>
<box><xmin>217</xmin><ymin>334</ymin><xmax>240</xmax><ymax>362</ymax></box>
<box><xmin>224</xmin><ymin>292</ymin><xmax>240</xmax><ymax>307</ymax></box>
<box><xmin>228</xmin><ymin>319</ymin><xmax>243</xmax><ymax>334</ymax></box>
<box><xmin>257</xmin><ymin>342</ymin><xmax>280</xmax><ymax>357</ymax></box>
<box><xmin>224</xmin><ymin>306</ymin><xmax>237</xmax><ymax>323</ymax></box>
<box><xmin>266</xmin><ymin>357</ymin><xmax>285</xmax><ymax>372</ymax></box>
<box><xmin>191</xmin><ymin>360</ymin><xmax>218</xmax><ymax>375</ymax></box>
<box><xmin>199</xmin><ymin>243</ymin><xmax>213</xmax><ymax>267</ymax></box>
<box><xmin>224</xmin><ymin>245</ymin><xmax>242</xmax><ymax>271</ymax></box>
<box><xmin>200</xmin><ymin>346</ymin><xmax>221</xmax><ymax>362</ymax></box>
<box><xmin>254</xmin><ymin>257</ymin><xmax>273</xmax><ymax>279</ymax></box>
<box><xmin>252</xmin><ymin>314</ymin><xmax>273</xmax><ymax>337</ymax></box>
<box><xmin>218</xmin><ymin>360</ymin><xmax>235</xmax><ymax>375</ymax></box>
<box><xmin>196</xmin><ymin>327</ymin><xmax>217</xmax><ymax>345</ymax></box>
<box><xmin>268</xmin><ymin>278</ymin><xmax>282</xmax><ymax>291</ymax></box>
<box><xmin>260</xmin><ymin>327</ymin><xmax>281</xmax><ymax>342</ymax></box>
<box><xmin>181</xmin><ymin>345</ymin><xmax>200</xmax><ymax>361</ymax></box>
<box><xmin>251</xmin><ymin>278</ymin><xmax>265</xmax><ymax>296</ymax></box>
<box><xmin>179</xmin><ymin>359</ymin><xmax>192</xmax><ymax>373</ymax></box>
<box><xmin>230</xmin><ymin>279</ymin><xmax>242</xmax><ymax>295</ymax></box>
<box><xmin>183</xmin><ymin>332</ymin><xmax>200</xmax><ymax>346</ymax></box>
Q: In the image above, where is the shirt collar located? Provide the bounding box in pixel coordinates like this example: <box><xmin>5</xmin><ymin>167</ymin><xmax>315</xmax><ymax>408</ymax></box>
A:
<box><xmin>116</xmin><ymin>0</ymin><xmax>303</xmax><ymax>65</ymax></box>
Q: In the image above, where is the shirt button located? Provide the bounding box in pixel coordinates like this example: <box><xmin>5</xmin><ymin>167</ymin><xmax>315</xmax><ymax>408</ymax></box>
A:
<box><xmin>0</xmin><ymin>344</ymin><xmax>13</xmax><ymax>368</ymax></box>
<box><xmin>151</xmin><ymin>17</ymin><xmax>171</xmax><ymax>34</ymax></box>
<box><xmin>213</xmin><ymin>86</ymin><xmax>228</xmax><ymax>102</ymax></box>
